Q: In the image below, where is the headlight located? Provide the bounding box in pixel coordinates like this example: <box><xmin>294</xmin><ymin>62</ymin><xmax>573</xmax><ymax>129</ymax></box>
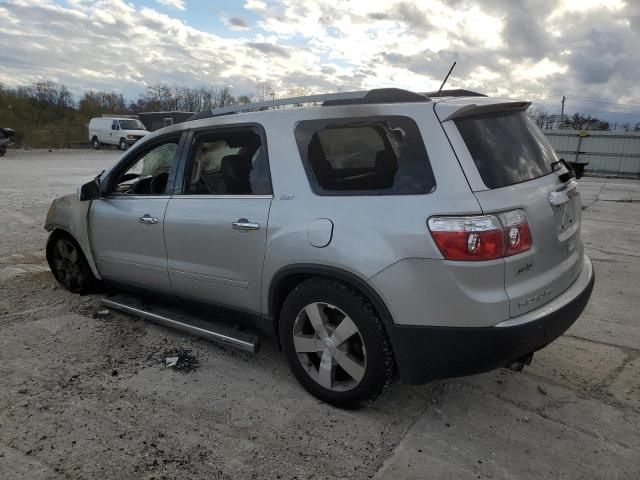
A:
<box><xmin>127</xmin><ymin>135</ymin><xmax>135</xmax><ymax>140</ymax></box>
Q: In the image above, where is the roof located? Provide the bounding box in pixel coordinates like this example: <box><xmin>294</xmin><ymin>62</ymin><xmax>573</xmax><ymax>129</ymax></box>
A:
<box><xmin>189</xmin><ymin>88</ymin><xmax>435</xmax><ymax>121</ymax></box>
<box><xmin>136</xmin><ymin>88</ymin><xmax>530</xmax><ymax>146</ymax></box>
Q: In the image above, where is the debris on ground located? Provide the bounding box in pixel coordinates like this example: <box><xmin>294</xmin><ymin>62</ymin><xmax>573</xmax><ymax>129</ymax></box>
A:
<box><xmin>160</xmin><ymin>348</ymin><xmax>199</xmax><ymax>373</ymax></box>
<box><xmin>165</xmin><ymin>357</ymin><xmax>179</xmax><ymax>367</ymax></box>
<box><xmin>537</xmin><ymin>385</ymin><xmax>548</xmax><ymax>395</ymax></box>
<box><xmin>92</xmin><ymin>309</ymin><xmax>111</xmax><ymax>319</ymax></box>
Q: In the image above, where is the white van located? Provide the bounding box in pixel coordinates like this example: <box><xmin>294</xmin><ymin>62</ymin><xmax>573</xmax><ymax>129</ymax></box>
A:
<box><xmin>88</xmin><ymin>117</ymin><xmax>150</xmax><ymax>151</ymax></box>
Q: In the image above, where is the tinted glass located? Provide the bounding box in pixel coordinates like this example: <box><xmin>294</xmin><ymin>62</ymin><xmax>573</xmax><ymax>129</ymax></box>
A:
<box><xmin>295</xmin><ymin>116</ymin><xmax>435</xmax><ymax>195</ymax></box>
<box><xmin>186</xmin><ymin>128</ymin><xmax>271</xmax><ymax>195</ymax></box>
<box><xmin>455</xmin><ymin>111</ymin><xmax>558</xmax><ymax>189</ymax></box>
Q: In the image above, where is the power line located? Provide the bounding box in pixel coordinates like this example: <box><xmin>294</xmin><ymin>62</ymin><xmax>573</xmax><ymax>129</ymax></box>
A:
<box><xmin>566</xmin><ymin>95</ymin><xmax>640</xmax><ymax>110</ymax></box>
<box><xmin>532</xmin><ymin>95</ymin><xmax>640</xmax><ymax>110</ymax></box>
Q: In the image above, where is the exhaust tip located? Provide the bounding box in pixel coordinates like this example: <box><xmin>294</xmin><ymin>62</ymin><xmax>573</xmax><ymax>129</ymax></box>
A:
<box><xmin>505</xmin><ymin>352</ymin><xmax>534</xmax><ymax>372</ymax></box>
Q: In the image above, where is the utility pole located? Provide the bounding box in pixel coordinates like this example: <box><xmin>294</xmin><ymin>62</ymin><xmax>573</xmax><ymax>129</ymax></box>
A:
<box><xmin>560</xmin><ymin>96</ymin><xmax>566</xmax><ymax>129</ymax></box>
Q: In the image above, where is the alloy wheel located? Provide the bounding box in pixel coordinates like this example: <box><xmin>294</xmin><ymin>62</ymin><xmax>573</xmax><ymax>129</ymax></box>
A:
<box><xmin>50</xmin><ymin>238</ymin><xmax>85</xmax><ymax>291</ymax></box>
<box><xmin>292</xmin><ymin>302</ymin><xmax>367</xmax><ymax>392</ymax></box>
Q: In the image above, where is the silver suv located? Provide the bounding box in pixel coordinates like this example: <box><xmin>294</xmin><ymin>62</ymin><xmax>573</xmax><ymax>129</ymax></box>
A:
<box><xmin>45</xmin><ymin>88</ymin><xmax>595</xmax><ymax>407</ymax></box>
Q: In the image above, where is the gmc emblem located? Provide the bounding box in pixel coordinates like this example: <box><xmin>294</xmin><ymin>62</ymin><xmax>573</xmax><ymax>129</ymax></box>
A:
<box><xmin>567</xmin><ymin>185</ymin><xmax>579</xmax><ymax>199</ymax></box>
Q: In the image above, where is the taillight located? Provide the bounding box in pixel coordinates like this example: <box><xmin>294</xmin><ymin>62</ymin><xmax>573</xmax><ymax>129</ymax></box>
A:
<box><xmin>498</xmin><ymin>210</ymin><xmax>532</xmax><ymax>256</ymax></box>
<box><xmin>428</xmin><ymin>210</ymin><xmax>532</xmax><ymax>261</ymax></box>
<box><xmin>428</xmin><ymin>216</ymin><xmax>504</xmax><ymax>261</ymax></box>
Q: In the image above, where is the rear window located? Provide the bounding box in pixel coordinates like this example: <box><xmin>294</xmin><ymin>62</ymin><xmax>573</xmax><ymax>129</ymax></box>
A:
<box><xmin>295</xmin><ymin>116</ymin><xmax>436</xmax><ymax>195</ymax></box>
<box><xmin>455</xmin><ymin>111</ymin><xmax>558</xmax><ymax>189</ymax></box>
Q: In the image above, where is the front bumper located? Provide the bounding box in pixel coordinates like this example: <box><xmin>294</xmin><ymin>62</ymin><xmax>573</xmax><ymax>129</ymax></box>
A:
<box><xmin>386</xmin><ymin>255</ymin><xmax>595</xmax><ymax>384</ymax></box>
<box><xmin>126</xmin><ymin>137</ymin><xmax>144</xmax><ymax>145</ymax></box>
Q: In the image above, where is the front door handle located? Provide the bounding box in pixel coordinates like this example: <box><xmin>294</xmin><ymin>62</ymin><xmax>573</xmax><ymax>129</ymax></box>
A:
<box><xmin>232</xmin><ymin>219</ymin><xmax>260</xmax><ymax>231</ymax></box>
<box><xmin>138</xmin><ymin>214</ymin><xmax>159</xmax><ymax>225</ymax></box>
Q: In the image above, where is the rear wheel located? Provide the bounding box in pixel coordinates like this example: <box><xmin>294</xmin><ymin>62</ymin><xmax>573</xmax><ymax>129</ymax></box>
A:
<box><xmin>46</xmin><ymin>233</ymin><xmax>99</xmax><ymax>294</ymax></box>
<box><xmin>280</xmin><ymin>278</ymin><xmax>396</xmax><ymax>407</ymax></box>
<box><xmin>119</xmin><ymin>138</ymin><xmax>128</xmax><ymax>151</ymax></box>
<box><xmin>91</xmin><ymin>137</ymin><xmax>100</xmax><ymax>150</ymax></box>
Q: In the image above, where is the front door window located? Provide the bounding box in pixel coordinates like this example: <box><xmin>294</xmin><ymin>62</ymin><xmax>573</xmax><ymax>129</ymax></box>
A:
<box><xmin>112</xmin><ymin>140</ymin><xmax>179</xmax><ymax>195</ymax></box>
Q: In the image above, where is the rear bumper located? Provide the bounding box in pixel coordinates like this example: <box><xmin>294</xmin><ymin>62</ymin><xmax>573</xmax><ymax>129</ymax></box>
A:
<box><xmin>387</xmin><ymin>255</ymin><xmax>595</xmax><ymax>384</ymax></box>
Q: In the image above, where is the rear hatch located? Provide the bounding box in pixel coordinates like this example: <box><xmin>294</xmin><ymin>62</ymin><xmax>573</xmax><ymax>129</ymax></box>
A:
<box><xmin>439</xmin><ymin>101</ymin><xmax>584</xmax><ymax>317</ymax></box>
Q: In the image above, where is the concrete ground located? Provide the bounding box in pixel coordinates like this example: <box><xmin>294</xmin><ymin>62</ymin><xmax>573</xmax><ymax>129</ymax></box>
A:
<box><xmin>0</xmin><ymin>150</ymin><xmax>638</xmax><ymax>479</ymax></box>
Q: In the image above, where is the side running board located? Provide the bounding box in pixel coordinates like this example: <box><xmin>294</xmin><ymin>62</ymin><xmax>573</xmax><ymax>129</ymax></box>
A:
<box><xmin>101</xmin><ymin>294</ymin><xmax>260</xmax><ymax>353</ymax></box>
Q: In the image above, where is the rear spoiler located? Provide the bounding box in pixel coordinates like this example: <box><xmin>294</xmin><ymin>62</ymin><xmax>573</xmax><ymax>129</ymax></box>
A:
<box><xmin>441</xmin><ymin>101</ymin><xmax>531</xmax><ymax>122</ymax></box>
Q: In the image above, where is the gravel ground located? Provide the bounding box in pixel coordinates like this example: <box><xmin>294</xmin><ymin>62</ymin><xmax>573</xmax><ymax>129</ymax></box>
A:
<box><xmin>1</xmin><ymin>149</ymin><xmax>639</xmax><ymax>479</ymax></box>
<box><xmin>0</xmin><ymin>150</ymin><xmax>444</xmax><ymax>480</ymax></box>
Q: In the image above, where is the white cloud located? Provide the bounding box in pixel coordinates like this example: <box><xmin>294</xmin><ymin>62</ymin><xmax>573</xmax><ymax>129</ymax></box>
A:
<box><xmin>156</xmin><ymin>0</ymin><xmax>186</xmax><ymax>11</ymax></box>
<box><xmin>0</xmin><ymin>0</ymin><xmax>638</xmax><ymax>118</ymax></box>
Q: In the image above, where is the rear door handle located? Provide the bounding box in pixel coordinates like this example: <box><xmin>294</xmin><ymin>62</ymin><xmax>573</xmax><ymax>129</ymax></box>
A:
<box><xmin>138</xmin><ymin>214</ymin><xmax>159</xmax><ymax>225</ymax></box>
<box><xmin>232</xmin><ymin>219</ymin><xmax>260</xmax><ymax>231</ymax></box>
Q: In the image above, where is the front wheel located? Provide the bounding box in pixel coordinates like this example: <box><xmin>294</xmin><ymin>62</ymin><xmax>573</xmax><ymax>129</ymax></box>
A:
<box><xmin>280</xmin><ymin>278</ymin><xmax>396</xmax><ymax>407</ymax></box>
<box><xmin>119</xmin><ymin>138</ymin><xmax>128</xmax><ymax>151</ymax></box>
<box><xmin>46</xmin><ymin>233</ymin><xmax>99</xmax><ymax>294</ymax></box>
<box><xmin>91</xmin><ymin>137</ymin><xmax>100</xmax><ymax>150</ymax></box>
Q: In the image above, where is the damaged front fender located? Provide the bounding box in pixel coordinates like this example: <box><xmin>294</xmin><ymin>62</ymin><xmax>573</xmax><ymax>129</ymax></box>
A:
<box><xmin>45</xmin><ymin>194</ymin><xmax>101</xmax><ymax>279</ymax></box>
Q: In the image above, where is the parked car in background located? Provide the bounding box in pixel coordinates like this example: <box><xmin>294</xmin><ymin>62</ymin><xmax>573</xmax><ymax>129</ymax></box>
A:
<box><xmin>47</xmin><ymin>88</ymin><xmax>594</xmax><ymax>407</ymax></box>
<box><xmin>88</xmin><ymin>117</ymin><xmax>149</xmax><ymax>151</ymax></box>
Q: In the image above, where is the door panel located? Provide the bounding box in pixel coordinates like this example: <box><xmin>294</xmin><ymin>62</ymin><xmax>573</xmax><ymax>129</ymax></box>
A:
<box><xmin>89</xmin><ymin>133</ymin><xmax>185</xmax><ymax>292</ymax></box>
<box><xmin>164</xmin><ymin>196</ymin><xmax>271</xmax><ymax>312</ymax></box>
<box><xmin>90</xmin><ymin>197</ymin><xmax>172</xmax><ymax>292</ymax></box>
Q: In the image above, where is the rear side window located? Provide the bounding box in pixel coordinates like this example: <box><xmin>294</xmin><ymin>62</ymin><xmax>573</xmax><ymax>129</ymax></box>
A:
<box><xmin>455</xmin><ymin>111</ymin><xmax>558</xmax><ymax>189</ymax></box>
<box><xmin>295</xmin><ymin>116</ymin><xmax>436</xmax><ymax>195</ymax></box>
<box><xmin>184</xmin><ymin>127</ymin><xmax>272</xmax><ymax>195</ymax></box>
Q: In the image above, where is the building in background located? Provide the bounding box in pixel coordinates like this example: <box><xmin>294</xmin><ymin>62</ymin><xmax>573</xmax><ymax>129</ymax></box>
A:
<box><xmin>138</xmin><ymin>111</ymin><xmax>194</xmax><ymax>131</ymax></box>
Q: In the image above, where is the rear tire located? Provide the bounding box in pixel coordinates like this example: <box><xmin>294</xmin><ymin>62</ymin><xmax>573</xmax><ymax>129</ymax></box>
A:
<box><xmin>119</xmin><ymin>138</ymin><xmax>128</xmax><ymax>151</ymax></box>
<box><xmin>91</xmin><ymin>137</ymin><xmax>100</xmax><ymax>150</ymax></box>
<box><xmin>280</xmin><ymin>278</ymin><xmax>396</xmax><ymax>407</ymax></box>
<box><xmin>46</xmin><ymin>232</ymin><xmax>100</xmax><ymax>294</ymax></box>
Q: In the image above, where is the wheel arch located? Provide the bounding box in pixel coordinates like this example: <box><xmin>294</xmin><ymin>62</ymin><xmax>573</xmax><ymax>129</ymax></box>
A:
<box><xmin>268</xmin><ymin>264</ymin><xmax>394</xmax><ymax>338</ymax></box>
<box><xmin>44</xmin><ymin>194</ymin><xmax>101</xmax><ymax>280</ymax></box>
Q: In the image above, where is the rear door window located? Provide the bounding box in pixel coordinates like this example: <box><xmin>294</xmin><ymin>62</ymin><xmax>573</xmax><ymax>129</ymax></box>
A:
<box><xmin>455</xmin><ymin>111</ymin><xmax>558</xmax><ymax>189</ymax></box>
<box><xmin>295</xmin><ymin>116</ymin><xmax>436</xmax><ymax>195</ymax></box>
<box><xmin>184</xmin><ymin>127</ymin><xmax>272</xmax><ymax>196</ymax></box>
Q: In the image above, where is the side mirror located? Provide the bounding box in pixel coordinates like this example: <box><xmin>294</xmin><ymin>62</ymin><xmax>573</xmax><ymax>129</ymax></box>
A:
<box><xmin>78</xmin><ymin>178</ymin><xmax>100</xmax><ymax>201</ymax></box>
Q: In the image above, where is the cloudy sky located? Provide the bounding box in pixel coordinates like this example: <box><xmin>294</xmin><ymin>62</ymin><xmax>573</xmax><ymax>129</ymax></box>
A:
<box><xmin>1</xmin><ymin>0</ymin><xmax>639</xmax><ymax>120</ymax></box>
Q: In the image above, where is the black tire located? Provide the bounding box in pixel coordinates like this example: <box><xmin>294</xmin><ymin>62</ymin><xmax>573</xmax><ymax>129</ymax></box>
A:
<box><xmin>0</xmin><ymin>145</ymin><xmax>6</xmax><ymax>156</ymax></box>
<box><xmin>91</xmin><ymin>137</ymin><xmax>100</xmax><ymax>150</ymax></box>
<box><xmin>46</xmin><ymin>232</ymin><xmax>100</xmax><ymax>294</ymax></box>
<box><xmin>280</xmin><ymin>278</ymin><xmax>396</xmax><ymax>407</ymax></box>
<box><xmin>119</xmin><ymin>138</ymin><xmax>128</xmax><ymax>151</ymax></box>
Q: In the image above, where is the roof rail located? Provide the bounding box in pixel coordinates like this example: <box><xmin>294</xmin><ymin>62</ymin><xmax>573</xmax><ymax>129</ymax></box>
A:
<box><xmin>188</xmin><ymin>88</ymin><xmax>431</xmax><ymax>121</ymax></box>
<box><xmin>205</xmin><ymin>91</ymin><xmax>369</xmax><ymax>118</ymax></box>
<box><xmin>423</xmin><ymin>89</ymin><xmax>486</xmax><ymax>98</ymax></box>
